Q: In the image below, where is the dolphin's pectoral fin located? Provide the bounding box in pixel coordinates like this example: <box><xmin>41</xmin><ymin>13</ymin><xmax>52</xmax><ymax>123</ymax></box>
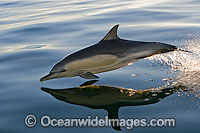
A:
<box><xmin>79</xmin><ymin>72</ymin><xmax>99</xmax><ymax>79</ymax></box>
<box><xmin>100</xmin><ymin>24</ymin><xmax>120</xmax><ymax>42</ymax></box>
<box><xmin>80</xmin><ymin>80</ymin><xmax>99</xmax><ymax>86</ymax></box>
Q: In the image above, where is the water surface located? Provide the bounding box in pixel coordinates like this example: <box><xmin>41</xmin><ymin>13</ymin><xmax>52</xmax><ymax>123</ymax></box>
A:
<box><xmin>0</xmin><ymin>0</ymin><xmax>200</xmax><ymax>132</ymax></box>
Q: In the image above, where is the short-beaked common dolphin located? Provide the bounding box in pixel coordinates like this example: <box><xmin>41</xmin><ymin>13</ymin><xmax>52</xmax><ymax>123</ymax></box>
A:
<box><xmin>40</xmin><ymin>25</ymin><xmax>177</xmax><ymax>81</ymax></box>
<box><xmin>41</xmin><ymin>81</ymin><xmax>187</xmax><ymax>130</ymax></box>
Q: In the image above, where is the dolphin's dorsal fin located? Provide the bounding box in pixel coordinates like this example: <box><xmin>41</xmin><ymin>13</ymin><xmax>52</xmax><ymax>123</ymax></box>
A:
<box><xmin>106</xmin><ymin>106</ymin><xmax>121</xmax><ymax>131</ymax></box>
<box><xmin>100</xmin><ymin>24</ymin><xmax>119</xmax><ymax>42</ymax></box>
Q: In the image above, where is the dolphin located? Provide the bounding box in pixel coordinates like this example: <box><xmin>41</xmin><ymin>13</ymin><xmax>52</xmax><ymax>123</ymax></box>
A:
<box><xmin>41</xmin><ymin>80</ymin><xmax>187</xmax><ymax>130</ymax></box>
<box><xmin>40</xmin><ymin>24</ymin><xmax>177</xmax><ymax>81</ymax></box>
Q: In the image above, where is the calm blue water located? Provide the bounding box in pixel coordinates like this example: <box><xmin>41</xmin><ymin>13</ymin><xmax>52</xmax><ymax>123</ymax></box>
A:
<box><xmin>0</xmin><ymin>0</ymin><xmax>200</xmax><ymax>132</ymax></box>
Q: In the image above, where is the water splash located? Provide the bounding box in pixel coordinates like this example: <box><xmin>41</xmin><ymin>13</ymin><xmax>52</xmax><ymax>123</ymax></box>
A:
<box><xmin>148</xmin><ymin>35</ymin><xmax>200</xmax><ymax>98</ymax></box>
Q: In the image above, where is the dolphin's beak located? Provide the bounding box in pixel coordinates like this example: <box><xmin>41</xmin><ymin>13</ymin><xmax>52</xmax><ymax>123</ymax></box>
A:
<box><xmin>40</xmin><ymin>73</ymin><xmax>55</xmax><ymax>82</ymax></box>
<box><xmin>41</xmin><ymin>87</ymin><xmax>54</xmax><ymax>93</ymax></box>
<box><xmin>41</xmin><ymin>87</ymin><xmax>68</xmax><ymax>100</ymax></box>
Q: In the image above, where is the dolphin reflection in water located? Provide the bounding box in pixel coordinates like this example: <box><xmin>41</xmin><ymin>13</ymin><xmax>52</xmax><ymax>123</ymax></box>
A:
<box><xmin>40</xmin><ymin>25</ymin><xmax>178</xmax><ymax>81</ymax></box>
<box><xmin>41</xmin><ymin>80</ymin><xmax>187</xmax><ymax>130</ymax></box>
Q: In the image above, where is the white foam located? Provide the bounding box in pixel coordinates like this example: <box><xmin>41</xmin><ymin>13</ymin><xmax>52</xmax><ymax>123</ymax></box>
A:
<box><xmin>148</xmin><ymin>35</ymin><xmax>200</xmax><ymax>98</ymax></box>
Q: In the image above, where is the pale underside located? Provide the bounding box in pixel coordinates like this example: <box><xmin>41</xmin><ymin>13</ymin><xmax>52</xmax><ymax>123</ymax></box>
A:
<box><xmin>65</xmin><ymin>54</ymin><xmax>138</xmax><ymax>74</ymax></box>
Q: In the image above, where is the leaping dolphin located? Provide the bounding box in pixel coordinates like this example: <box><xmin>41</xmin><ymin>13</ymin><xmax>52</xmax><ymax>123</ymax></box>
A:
<box><xmin>40</xmin><ymin>25</ymin><xmax>177</xmax><ymax>81</ymax></box>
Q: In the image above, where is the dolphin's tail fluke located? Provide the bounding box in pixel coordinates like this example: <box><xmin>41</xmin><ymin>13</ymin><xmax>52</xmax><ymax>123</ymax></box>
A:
<box><xmin>177</xmin><ymin>48</ymin><xmax>193</xmax><ymax>53</ymax></box>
